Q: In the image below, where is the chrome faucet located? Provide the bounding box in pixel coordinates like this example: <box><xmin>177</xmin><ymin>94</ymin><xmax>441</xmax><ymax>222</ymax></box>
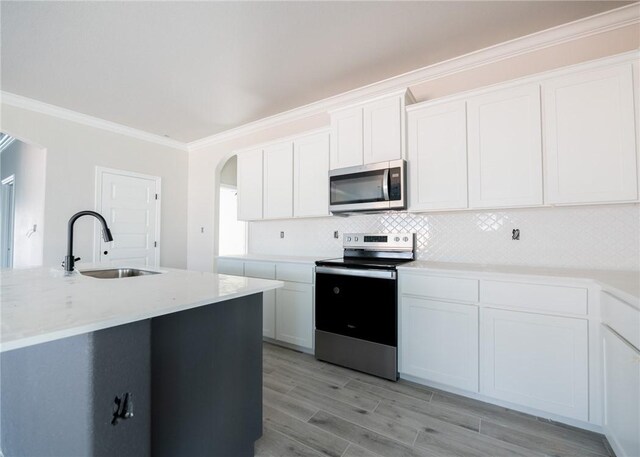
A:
<box><xmin>63</xmin><ymin>211</ymin><xmax>113</xmax><ymax>272</ymax></box>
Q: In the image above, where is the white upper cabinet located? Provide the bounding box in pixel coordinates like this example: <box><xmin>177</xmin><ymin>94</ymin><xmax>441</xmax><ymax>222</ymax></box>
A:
<box><xmin>237</xmin><ymin>149</ymin><xmax>263</xmax><ymax>221</ymax></box>
<box><xmin>294</xmin><ymin>132</ymin><xmax>330</xmax><ymax>218</ymax></box>
<box><xmin>467</xmin><ymin>84</ymin><xmax>543</xmax><ymax>208</ymax></box>
<box><xmin>330</xmin><ymin>107</ymin><xmax>363</xmax><ymax>170</ymax></box>
<box><xmin>364</xmin><ymin>96</ymin><xmax>402</xmax><ymax>164</ymax></box>
<box><xmin>407</xmin><ymin>100</ymin><xmax>468</xmax><ymax>211</ymax></box>
<box><xmin>543</xmin><ymin>65</ymin><xmax>638</xmax><ymax>204</ymax></box>
<box><xmin>263</xmin><ymin>141</ymin><xmax>294</xmax><ymax>219</ymax></box>
<box><xmin>330</xmin><ymin>91</ymin><xmax>411</xmax><ymax>170</ymax></box>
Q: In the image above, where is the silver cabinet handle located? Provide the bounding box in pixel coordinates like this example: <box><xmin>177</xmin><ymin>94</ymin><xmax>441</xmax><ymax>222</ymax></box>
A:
<box><xmin>316</xmin><ymin>266</ymin><xmax>396</xmax><ymax>280</ymax></box>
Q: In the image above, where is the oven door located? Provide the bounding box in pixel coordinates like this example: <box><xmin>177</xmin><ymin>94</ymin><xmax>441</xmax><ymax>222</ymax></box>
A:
<box><xmin>315</xmin><ymin>266</ymin><xmax>397</xmax><ymax>347</ymax></box>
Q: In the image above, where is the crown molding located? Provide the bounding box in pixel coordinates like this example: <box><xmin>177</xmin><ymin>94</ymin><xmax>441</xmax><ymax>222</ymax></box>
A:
<box><xmin>188</xmin><ymin>3</ymin><xmax>639</xmax><ymax>151</ymax></box>
<box><xmin>1</xmin><ymin>92</ymin><xmax>189</xmax><ymax>151</ymax></box>
<box><xmin>1</xmin><ymin>4</ymin><xmax>637</xmax><ymax>153</ymax></box>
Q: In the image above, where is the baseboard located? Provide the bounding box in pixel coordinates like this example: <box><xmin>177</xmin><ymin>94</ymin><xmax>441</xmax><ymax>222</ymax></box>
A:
<box><xmin>400</xmin><ymin>373</ymin><xmax>603</xmax><ymax>434</ymax></box>
<box><xmin>263</xmin><ymin>337</ymin><xmax>314</xmax><ymax>355</ymax></box>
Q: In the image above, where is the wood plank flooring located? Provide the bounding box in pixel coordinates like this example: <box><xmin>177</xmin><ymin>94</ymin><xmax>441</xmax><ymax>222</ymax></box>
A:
<box><xmin>256</xmin><ymin>343</ymin><xmax>612</xmax><ymax>457</ymax></box>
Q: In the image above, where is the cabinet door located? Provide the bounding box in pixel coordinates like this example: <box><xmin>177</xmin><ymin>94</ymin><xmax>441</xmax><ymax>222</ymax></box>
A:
<box><xmin>467</xmin><ymin>85</ymin><xmax>543</xmax><ymax>208</ymax></box>
<box><xmin>401</xmin><ymin>296</ymin><xmax>479</xmax><ymax>392</ymax></box>
<box><xmin>480</xmin><ymin>308</ymin><xmax>588</xmax><ymax>420</ymax></box>
<box><xmin>364</xmin><ymin>96</ymin><xmax>402</xmax><ymax>164</ymax></box>
<box><xmin>294</xmin><ymin>132</ymin><xmax>330</xmax><ymax>218</ymax></box>
<box><xmin>276</xmin><ymin>282</ymin><xmax>313</xmax><ymax>349</ymax></box>
<box><xmin>543</xmin><ymin>65</ymin><xmax>638</xmax><ymax>204</ymax></box>
<box><xmin>602</xmin><ymin>325</ymin><xmax>640</xmax><ymax>457</ymax></box>
<box><xmin>330</xmin><ymin>107</ymin><xmax>363</xmax><ymax>169</ymax></box>
<box><xmin>236</xmin><ymin>149</ymin><xmax>263</xmax><ymax>220</ymax></box>
<box><xmin>263</xmin><ymin>142</ymin><xmax>293</xmax><ymax>219</ymax></box>
<box><xmin>216</xmin><ymin>258</ymin><xmax>244</xmax><ymax>276</ymax></box>
<box><xmin>262</xmin><ymin>290</ymin><xmax>276</xmax><ymax>339</ymax></box>
<box><xmin>407</xmin><ymin>101</ymin><xmax>468</xmax><ymax>211</ymax></box>
<box><xmin>244</xmin><ymin>261</ymin><xmax>277</xmax><ymax>339</ymax></box>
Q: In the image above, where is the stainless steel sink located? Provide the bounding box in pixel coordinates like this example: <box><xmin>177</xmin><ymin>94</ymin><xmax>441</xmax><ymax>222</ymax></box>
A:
<box><xmin>80</xmin><ymin>268</ymin><xmax>162</xmax><ymax>279</ymax></box>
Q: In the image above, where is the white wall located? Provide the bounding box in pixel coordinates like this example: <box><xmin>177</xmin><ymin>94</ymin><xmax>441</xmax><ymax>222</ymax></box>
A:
<box><xmin>248</xmin><ymin>205</ymin><xmax>640</xmax><ymax>271</ymax></box>
<box><xmin>0</xmin><ymin>139</ymin><xmax>46</xmax><ymax>268</ymax></box>
<box><xmin>187</xmin><ymin>22</ymin><xmax>640</xmax><ymax>273</ymax></box>
<box><xmin>187</xmin><ymin>114</ymin><xmax>327</xmax><ymax>271</ymax></box>
<box><xmin>219</xmin><ymin>155</ymin><xmax>237</xmax><ymax>187</ymax></box>
<box><xmin>0</xmin><ymin>104</ymin><xmax>189</xmax><ymax>269</ymax></box>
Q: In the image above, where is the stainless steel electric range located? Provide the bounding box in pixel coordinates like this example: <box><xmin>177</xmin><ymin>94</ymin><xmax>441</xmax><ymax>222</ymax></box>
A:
<box><xmin>314</xmin><ymin>233</ymin><xmax>415</xmax><ymax>381</ymax></box>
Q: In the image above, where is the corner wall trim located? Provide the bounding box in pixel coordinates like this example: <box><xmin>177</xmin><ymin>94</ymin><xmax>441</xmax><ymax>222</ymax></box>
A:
<box><xmin>187</xmin><ymin>3</ymin><xmax>639</xmax><ymax>151</ymax></box>
<box><xmin>0</xmin><ymin>4</ymin><xmax>637</xmax><ymax>153</ymax></box>
<box><xmin>0</xmin><ymin>92</ymin><xmax>189</xmax><ymax>151</ymax></box>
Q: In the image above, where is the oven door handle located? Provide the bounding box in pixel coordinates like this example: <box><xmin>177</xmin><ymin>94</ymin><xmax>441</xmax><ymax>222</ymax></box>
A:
<box><xmin>316</xmin><ymin>266</ymin><xmax>396</xmax><ymax>280</ymax></box>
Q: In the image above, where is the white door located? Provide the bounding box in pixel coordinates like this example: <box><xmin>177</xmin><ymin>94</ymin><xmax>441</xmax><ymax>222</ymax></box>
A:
<box><xmin>480</xmin><ymin>308</ymin><xmax>588</xmax><ymax>420</ymax></box>
<box><xmin>294</xmin><ymin>132</ymin><xmax>330</xmax><ymax>218</ymax></box>
<box><xmin>364</xmin><ymin>96</ymin><xmax>402</xmax><ymax>164</ymax></box>
<box><xmin>543</xmin><ymin>64</ymin><xmax>638</xmax><ymax>204</ymax></box>
<box><xmin>97</xmin><ymin>169</ymin><xmax>160</xmax><ymax>267</ymax></box>
<box><xmin>237</xmin><ymin>149</ymin><xmax>263</xmax><ymax>221</ymax></box>
<box><xmin>401</xmin><ymin>296</ymin><xmax>479</xmax><ymax>392</ymax></box>
<box><xmin>408</xmin><ymin>101</ymin><xmax>468</xmax><ymax>211</ymax></box>
<box><xmin>263</xmin><ymin>141</ymin><xmax>294</xmax><ymax>220</ymax></box>
<box><xmin>467</xmin><ymin>84</ymin><xmax>543</xmax><ymax>208</ymax></box>
<box><xmin>330</xmin><ymin>107</ymin><xmax>363</xmax><ymax>169</ymax></box>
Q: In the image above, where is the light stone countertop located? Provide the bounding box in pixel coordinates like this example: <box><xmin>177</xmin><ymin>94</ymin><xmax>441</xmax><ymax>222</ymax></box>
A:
<box><xmin>397</xmin><ymin>261</ymin><xmax>639</xmax><ymax>308</ymax></box>
<box><xmin>217</xmin><ymin>254</ymin><xmax>327</xmax><ymax>264</ymax></box>
<box><xmin>0</xmin><ymin>264</ymin><xmax>283</xmax><ymax>353</ymax></box>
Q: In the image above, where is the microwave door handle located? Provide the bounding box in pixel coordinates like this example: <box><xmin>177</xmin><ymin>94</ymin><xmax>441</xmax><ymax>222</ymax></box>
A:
<box><xmin>382</xmin><ymin>169</ymin><xmax>390</xmax><ymax>200</ymax></box>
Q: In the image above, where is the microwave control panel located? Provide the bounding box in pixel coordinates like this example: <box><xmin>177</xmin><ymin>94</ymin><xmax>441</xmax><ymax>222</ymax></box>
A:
<box><xmin>389</xmin><ymin>167</ymin><xmax>402</xmax><ymax>201</ymax></box>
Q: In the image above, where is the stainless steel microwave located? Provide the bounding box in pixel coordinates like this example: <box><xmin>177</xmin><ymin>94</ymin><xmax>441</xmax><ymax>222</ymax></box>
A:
<box><xmin>329</xmin><ymin>159</ymin><xmax>406</xmax><ymax>214</ymax></box>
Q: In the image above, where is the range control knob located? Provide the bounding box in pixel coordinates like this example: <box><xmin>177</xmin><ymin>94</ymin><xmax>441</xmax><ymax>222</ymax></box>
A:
<box><xmin>403</xmin><ymin>236</ymin><xmax>409</xmax><ymax>242</ymax></box>
<box><xmin>347</xmin><ymin>237</ymin><xmax>352</xmax><ymax>242</ymax></box>
<box><xmin>354</xmin><ymin>237</ymin><xmax>359</xmax><ymax>242</ymax></box>
<box><xmin>394</xmin><ymin>236</ymin><xmax>400</xmax><ymax>242</ymax></box>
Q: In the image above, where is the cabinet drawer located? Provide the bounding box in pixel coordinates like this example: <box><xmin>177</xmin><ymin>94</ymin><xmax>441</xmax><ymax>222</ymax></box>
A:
<box><xmin>481</xmin><ymin>280</ymin><xmax>587</xmax><ymax>315</ymax></box>
<box><xmin>276</xmin><ymin>263</ymin><xmax>314</xmax><ymax>284</ymax></box>
<box><xmin>400</xmin><ymin>274</ymin><xmax>478</xmax><ymax>303</ymax></box>
<box><xmin>602</xmin><ymin>292</ymin><xmax>640</xmax><ymax>350</ymax></box>
<box><xmin>244</xmin><ymin>261</ymin><xmax>276</xmax><ymax>280</ymax></box>
<box><xmin>216</xmin><ymin>258</ymin><xmax>244</xmax><ymax>276</ymax></box>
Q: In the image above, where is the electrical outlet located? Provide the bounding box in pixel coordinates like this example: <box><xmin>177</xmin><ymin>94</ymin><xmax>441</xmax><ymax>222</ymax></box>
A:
<box><xmin>280</xmin><ymin>231</ymin><xmax>285</xmax><ymax>239</ymax></box>
<box><xmin>333</xmin><ymin>231</ymin><xmax>339</xmax><ymax>239</ymax></box>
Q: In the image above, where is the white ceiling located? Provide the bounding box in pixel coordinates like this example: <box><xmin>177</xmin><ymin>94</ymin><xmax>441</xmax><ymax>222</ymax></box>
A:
<box><xmin>1</xmin><ymin>1</ymin><xmax>632</xmax><ymax>142</ymax></box>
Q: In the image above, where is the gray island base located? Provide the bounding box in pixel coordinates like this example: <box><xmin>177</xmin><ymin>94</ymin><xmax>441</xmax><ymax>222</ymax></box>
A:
<box><xmin>1</xmin><ymin>293</ymin><xmax>263</xmax><ymax>457</ymax></box>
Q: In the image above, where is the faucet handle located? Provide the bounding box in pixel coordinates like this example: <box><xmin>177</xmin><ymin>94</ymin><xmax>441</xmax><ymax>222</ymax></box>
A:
<box><xmin>74</xmin><ymin>257</ymin><xmax>81</xmax><ymax>262</ymax></box>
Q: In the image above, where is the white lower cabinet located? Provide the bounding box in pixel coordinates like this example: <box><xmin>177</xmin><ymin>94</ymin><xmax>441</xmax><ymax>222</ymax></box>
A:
<box><xmin>602</xmin><ymin>325</ymin><xmax>640</xmax><ymax>457</ymax></box>
<box><xmin>276</xmin><ymin>282</ymin><xmax>314</xmax><ymax>349</ymax></box>
<box><xmin>401</xmin><ymin>296</ymin><xmax>479</xmax><ymax>392</ymax></box>
<box><xmin>480</xmin><ymin>308</ymin><xmax>589</xmax><ymax>421</ymax></box>
<box><xmin>262</xmin><ymin>290</ymin><xmax>276</xmax><ymax>339</ymax></box>
<box><xmin>216</xmin><ymin>257</ymin><xmax>314</xmax><ymax>349</ymax></box>
<box><xmin>244</xmin><ymin>261</ymin><xmax>277</xmax><ymax>339</ymax></box>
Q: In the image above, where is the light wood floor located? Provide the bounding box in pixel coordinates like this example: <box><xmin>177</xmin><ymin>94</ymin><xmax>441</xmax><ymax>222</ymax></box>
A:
<box><xmin>256</xmin><ymin>342</ymin><xmax>612</xmax><ymax>457</ymax></box>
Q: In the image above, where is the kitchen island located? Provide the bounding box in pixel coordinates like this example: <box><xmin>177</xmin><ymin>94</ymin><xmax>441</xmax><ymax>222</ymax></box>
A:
<box><xmin>0</xmin><ymin>265</ymin><xmax>282</xmax><ymax>457</ymax></box>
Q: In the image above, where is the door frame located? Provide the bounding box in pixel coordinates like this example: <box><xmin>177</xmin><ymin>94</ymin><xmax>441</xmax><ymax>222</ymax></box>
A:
<box><xmin>94</xmin><ymin>166</ymin><xmax>162</xmax><ymax>267</ymax></box>
<box><xmin>1</xmin><ymin>174</ymin><xmax>16</xmax><ymax>268</ymax></box>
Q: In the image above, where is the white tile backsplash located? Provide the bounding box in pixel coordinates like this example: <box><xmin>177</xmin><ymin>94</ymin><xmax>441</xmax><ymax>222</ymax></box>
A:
<box><xmin>248</xmin><ymin>204</ymin><xmax>640</xmax><ymax>271</ymax></box>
